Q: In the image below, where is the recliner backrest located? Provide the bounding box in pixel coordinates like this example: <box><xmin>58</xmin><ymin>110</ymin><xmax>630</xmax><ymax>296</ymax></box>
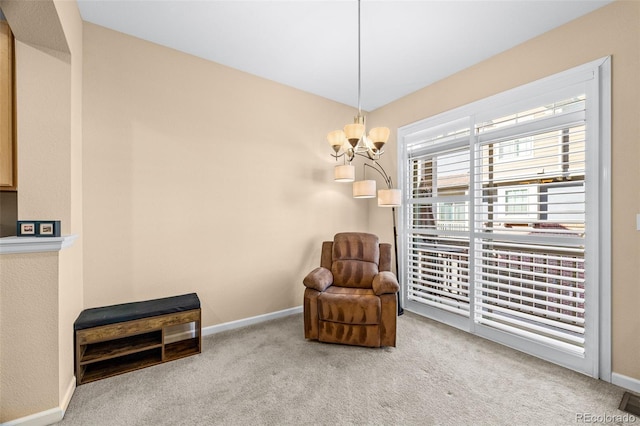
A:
<box><xmin>330</xmin><ymin>233</ymin><xmax>380</xmax><ymax>288</ymax></box>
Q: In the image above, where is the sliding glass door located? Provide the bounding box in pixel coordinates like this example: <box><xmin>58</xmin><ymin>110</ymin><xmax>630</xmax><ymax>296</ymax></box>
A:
<box><xmin>398</xmin><ymin>58</ymin><xmax>610</xmax><ymax>377</ymax></box>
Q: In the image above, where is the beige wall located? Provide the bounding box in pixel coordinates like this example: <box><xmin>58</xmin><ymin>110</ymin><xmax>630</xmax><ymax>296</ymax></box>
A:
<box><xmin>368</xmin><ymin>0</ymin><xmax>640</xmax><ymax>381</ymax></box>
<box><xmin>0</xmin><ymin>0</ymin><xmax>83</xmax><ymax>422</ymax></box>
<box><xmin>0</xmin><ymin>253</ymin><xmax>59</xmax><ymax>421</ymax></box>
<box><xmin>82</xmin><ymin>23</ymin><xmax>368</xmax><ymax>327</ymax></box>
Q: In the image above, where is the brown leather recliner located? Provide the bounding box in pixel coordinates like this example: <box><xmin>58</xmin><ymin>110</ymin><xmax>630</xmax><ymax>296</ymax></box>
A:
<box><xmin>303</xmin><ymin>232</ymin><xmax>399</xmax><ymax>347</ymax></box>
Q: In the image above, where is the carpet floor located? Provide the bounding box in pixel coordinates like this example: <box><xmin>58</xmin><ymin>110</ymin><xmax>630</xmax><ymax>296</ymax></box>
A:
<box><xmin>59</xmin><ymin>312</ymin><xmax>635</xmax><ymax>425</ymax></box>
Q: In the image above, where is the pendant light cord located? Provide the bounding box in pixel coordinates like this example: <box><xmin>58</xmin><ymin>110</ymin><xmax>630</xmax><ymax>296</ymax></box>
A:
<box><xmin>357</xmin><ymin>0</ymin><xmax>361</xmax><ymax>116</ymax></box>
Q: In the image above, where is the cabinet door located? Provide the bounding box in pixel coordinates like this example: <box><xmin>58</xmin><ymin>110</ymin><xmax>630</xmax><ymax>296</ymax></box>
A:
<box><xmin>0</xmin><ymin>21</ymin><xmax>14</xmax><ymax>189</ymax></box>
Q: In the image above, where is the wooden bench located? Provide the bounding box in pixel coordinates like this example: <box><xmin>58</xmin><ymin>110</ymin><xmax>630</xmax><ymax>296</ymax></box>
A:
<box><xmin>74</xmin><ymin>293</ymin><xmax>201</xmax><ymax>385</ymax></box>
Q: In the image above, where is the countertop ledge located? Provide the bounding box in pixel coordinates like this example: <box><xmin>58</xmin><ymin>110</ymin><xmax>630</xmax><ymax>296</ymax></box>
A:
<box><xmin>0</xmin><ymin>234</ymin><xmax>78</xmax><ymax>255</ymax></box>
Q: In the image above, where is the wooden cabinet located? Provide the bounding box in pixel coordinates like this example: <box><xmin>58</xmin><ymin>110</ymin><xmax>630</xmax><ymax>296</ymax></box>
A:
<box><xmin>0</xmin><ymin>21</ymin><xmax>15</xmax><ymax>190</ymax></box>
<box><xmin>75</xmin><ymin>309</ymin><xmax>201</xmax><ymax>385</ymax></box>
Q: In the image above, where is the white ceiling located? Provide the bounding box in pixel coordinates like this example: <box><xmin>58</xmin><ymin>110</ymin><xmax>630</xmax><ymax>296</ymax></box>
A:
<box><xmin>77</xmin><ymin>0</ymin><xmax>612</xmax><ymax>111</ymax></box>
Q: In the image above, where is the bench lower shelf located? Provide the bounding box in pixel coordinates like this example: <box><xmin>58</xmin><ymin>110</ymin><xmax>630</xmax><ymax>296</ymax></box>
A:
<box><xmin>80</xmin><ymin>349</ymin><xmax>163</xmax><ymax>384</ymax></box>
<box><xmin>75</xmin><ymin>310</ymin><xmax>201</xmax><ymax>385</ymax></box>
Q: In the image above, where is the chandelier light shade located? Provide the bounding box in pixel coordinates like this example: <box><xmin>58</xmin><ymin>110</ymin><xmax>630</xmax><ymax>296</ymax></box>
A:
<box><xmin>353</xmin><ymin>180</ymin><xmax>376</xmax><ymax>198</ymax></box>
<box><xmin>377</xmin><ymin>188</ymin><xmax>401</xmax><ymax>207</ymax></box>
<box><xmin>327</xmin><ymin>130</ymin><xmax>346</xmax><ymax>153</ymax></box>
<box><xmin>368</xmin><ymin>127</ymin><xmax>390</xmax><ymax>152</ymax></box>
<box><xmin>344</xmin><ymin>121</ymin><xmax>366</xmax><ymax>146</ymax></box>
<box><xmin>334</xmin><ymin>164</ymin><xmax>355</xmax><ymax>182</ymax></box>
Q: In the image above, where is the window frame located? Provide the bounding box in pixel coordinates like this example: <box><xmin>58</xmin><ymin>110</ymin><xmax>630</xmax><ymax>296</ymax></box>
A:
<box><xmin>397</xmin><ymin>57</ymin><xmax>611</xmax><ymax>380</ymax></box>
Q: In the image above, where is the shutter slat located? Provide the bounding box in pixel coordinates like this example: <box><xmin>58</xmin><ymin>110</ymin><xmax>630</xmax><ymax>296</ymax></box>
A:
<box><xmin>477</xmin><ymin>307</ymin><xmax>585</xmax><ymax>340</ymax></box>
<box><xmin>478</xmin><ymin>266</ymin><xmax>584</xmax><ymax>287</ymax></box>
<box><xmin>408</xmin><ymin>291</ymin><xmax>470</xmax><ymax>314</ymax></box>
<box><xmin>476</xmin><ymin>318</ymin><xmax>585</xmax><ymax>355</ymax></box>
<box><xmin>477</xmin><ymin>284</ymin><xmax>585</xmax><ymax>316</ymax></box>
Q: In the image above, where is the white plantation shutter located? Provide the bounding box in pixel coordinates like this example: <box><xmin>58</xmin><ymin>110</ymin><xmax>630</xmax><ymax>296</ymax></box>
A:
<box><xmin>473</xmin><ymin>95</ymin><xmax>587</xmax><ymax>355</ymax></box>
<box><xmin>406</xmin><ymin>122</ymin><xmax>471</xmax><ymax>318</ymax></box>
<box><xmin>398</xmin><ymin>58</ymin><xmax>611</xmax><ymax>376</ymax></box>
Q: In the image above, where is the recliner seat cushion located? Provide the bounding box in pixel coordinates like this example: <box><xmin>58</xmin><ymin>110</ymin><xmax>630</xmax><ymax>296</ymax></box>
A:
<box><xmin>318</xmin><ymin>287</ymin><xmax>380</xmax><ymax>325</ymax></box>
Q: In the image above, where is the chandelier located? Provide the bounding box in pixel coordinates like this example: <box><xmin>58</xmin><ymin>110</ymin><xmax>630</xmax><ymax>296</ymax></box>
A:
<box><xmin>327</xmin><ymin>0</ymin><xmax>401</xmax><ymax>208</ymax></box>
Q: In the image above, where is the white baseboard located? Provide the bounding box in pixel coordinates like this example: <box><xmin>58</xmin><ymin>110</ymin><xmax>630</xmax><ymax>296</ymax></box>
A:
<box><xmin>1</xmin><ymin>407</ymin><xmax>63</xmax><ymax>426</ymax></box>
<box><xmin>2</xmin><ymin>376</ymin><xmax>75</xmax><ymax>426</ymax></box>
<box><xmin>202</xmin><ymin>306</ymin><xmax>302</xmax><ymax>336</ymax></box>
<box><xmin>612</xmin><ymin>372</ymin><xmax>640</xmax><ymax>394</ymax></box>
<box><xmin>164</xmin><ymin>306</ymin><xmax>302</xmax><ymax>341</ymax></box>
<box><xmin>60</xmin><ymin>376</ymin><xmax>76</xmax><ymax>415</ymax></box>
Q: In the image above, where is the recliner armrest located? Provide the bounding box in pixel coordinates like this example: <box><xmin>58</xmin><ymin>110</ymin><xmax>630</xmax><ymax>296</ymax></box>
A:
<box><xmin>372</xmin><ymin>271</ymin><xmax>399</xmax><ymax>295</ymax></box>
<box><xmin>303</xmin><ymin>267</ymin><xmax>333</xmax><ymax>292</ymax></box>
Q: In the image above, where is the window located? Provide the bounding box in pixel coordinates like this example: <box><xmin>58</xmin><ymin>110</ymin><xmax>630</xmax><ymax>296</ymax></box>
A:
<box><xmin>496</xmin><ymin>137</ymin><xmax>533</xmax><ymax>161</ymax></box>
<box><xmin>504</xmin><ymin>189</ymin><xmax>529</xmax><ymax>213</ymax></box>
<box><xmin>496</xmin><ymin>186</ymin><xmax>537</xmax><ymax>220</ymax></box>
<box><xmin>398</xmin><ymin>58</ymin><xmax>610</xmax><ymax>378</ymax></box>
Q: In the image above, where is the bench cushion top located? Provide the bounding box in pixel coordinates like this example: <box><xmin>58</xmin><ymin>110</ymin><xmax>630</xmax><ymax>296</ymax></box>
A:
<box><xmin>74</xmin><ymin>293</ymin><xmax>200</xmax><ymax>330</ymax></box>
